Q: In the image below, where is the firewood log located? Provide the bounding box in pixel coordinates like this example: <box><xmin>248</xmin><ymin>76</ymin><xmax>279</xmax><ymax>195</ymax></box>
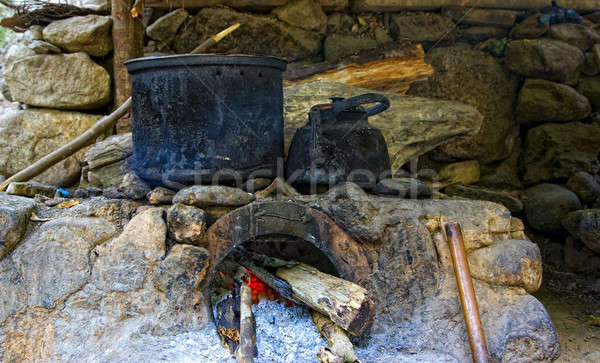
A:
<box><xmin>236</xmin><ymin>283</ymin><xmax>257</xmax><ymax>363</ymax></box>
<box><xmin>283</xmin><ymin>43</ymin><xmax>433</xmax><ymax>94</ymax></box>
<box><xmin>231</xmin><ymin>248</ymin><xmax>375</xmax><ymax>336</ymax></box>
<box><xmin>215</xmin><ymin>282</ymin><xmax>241</xmax><ymax>354</ymax></box>
<box><xmin>312</xmin><ymin>311</ymin><xmax>360</xmax><ymax>363</ymax></box>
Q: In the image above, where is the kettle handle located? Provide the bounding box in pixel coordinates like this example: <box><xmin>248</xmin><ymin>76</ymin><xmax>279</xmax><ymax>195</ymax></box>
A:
<box><xmin>332</xmin><ymin>93</ymin><xmax>390</xmax><ymax>117</ymax></box>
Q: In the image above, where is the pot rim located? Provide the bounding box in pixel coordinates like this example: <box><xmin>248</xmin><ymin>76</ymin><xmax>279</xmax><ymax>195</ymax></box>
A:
<box><xmin>125</xmin><ymin>54</ymin><xmax>287</xmax><ymax>74</ymax></box>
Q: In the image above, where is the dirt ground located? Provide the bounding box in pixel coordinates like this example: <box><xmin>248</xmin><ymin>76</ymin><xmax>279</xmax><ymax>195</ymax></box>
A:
<box><xmin>534</xmin><ymin>272</ymin><xmax>600</xmax><ymax>362</ymax></box>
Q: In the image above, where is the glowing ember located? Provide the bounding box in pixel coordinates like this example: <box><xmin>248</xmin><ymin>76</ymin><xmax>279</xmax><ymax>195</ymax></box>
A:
<box><xmin>242</xmin><ymin>269</ymin><xmax>294</xmax><ymax>307</ymax></box>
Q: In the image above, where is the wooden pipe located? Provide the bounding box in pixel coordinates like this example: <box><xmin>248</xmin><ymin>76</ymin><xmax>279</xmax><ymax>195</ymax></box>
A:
<box><xmin>444</xmin><ymin>222</ymin><xmax>489</xmax><ymax>363</ymax></box>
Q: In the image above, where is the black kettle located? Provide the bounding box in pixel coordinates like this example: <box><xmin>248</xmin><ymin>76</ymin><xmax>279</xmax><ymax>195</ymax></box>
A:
<box><xmin>286</xmin><ymin>93</ymin><xmax>391</xmax><ymax>188</ymax></box>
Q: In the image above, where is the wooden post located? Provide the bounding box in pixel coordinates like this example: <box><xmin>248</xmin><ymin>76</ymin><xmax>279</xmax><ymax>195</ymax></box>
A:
<box><xmin>112</xmin><ymin>0</ymin><xmax>144</xmax><ymax>133</ymax></box>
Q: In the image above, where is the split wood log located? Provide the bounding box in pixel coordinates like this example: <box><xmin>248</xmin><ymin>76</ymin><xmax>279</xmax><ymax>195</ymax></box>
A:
<box><xmin>231</xmin><ymin>248</ymin><xmax>375</xmax><ymax>336</ymax></box>
<box><xmin>216</xmin><ymin>281</ymin><xmax>241</xmax><ymax>354</ymax></box>
<box><xmin>283</xmin><ymin>43</ymin><xmax>433</xmax><ymax>94</ymax></box>
<box><xmin>236</xmin><ymin>282</ymin><xmax>257</xmax><ymax>363</ymax></box>
<box><xmin>312</xmin><ymin>311</ymin><xmax>359</xmax><ymax>363</ymax></box>
<box><xmin>0</xmin><ymin>25</ymin><xmax>240</xmax><ymax>192</ymax></box>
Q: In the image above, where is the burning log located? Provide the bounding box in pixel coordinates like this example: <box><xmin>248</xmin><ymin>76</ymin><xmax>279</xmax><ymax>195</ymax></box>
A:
<box><xmin>283</xmin><ymin>43</ymin><xmax>433</xmax><ymax>94</ymax></box>
<box><xmin>231</xmin><ymin>248</ymin><xmax>375</xmax><ymax>336</ymax></box>
<box><xmin>215</xmin><ymin>281</ymin><xmax>241</xmax><ymax>353</ymax></box>
<box><xmin>236</xmin><ymin>282</ymin><xmax>257</xmax><ymax>363</ymax></box>
<box><xmin>312</xmin><ymin>311</ymin><xmax>359</xmax><ymax>363</ymax></box>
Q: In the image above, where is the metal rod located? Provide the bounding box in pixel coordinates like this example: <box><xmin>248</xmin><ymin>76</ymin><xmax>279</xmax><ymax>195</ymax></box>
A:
<box><xmin>444</xmin><ymin>222</ymin><xmax>489</xmax><ymax>363</ymax></box>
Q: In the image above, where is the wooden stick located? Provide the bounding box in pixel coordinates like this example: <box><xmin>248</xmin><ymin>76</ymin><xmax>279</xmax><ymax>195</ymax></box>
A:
<box><xmin>312</xmin><ymin>311</ymin><xmax>359</xmax><ymax>363</ymax></box>
<box><xmin>0</xmin><ymin>98</ymin><xmax>131</xmax><ymax>192</ymax></box>
<box><xmin>444</xmin><ymin>222</ymin><xmax>489</xmax><ymax>363</ymax></box>
<box><xmin>0</xmin><ymin>24</ymin><xmax>241</xmax><ymax>192</ymax></box>
<box><xmin>236</xmin><ymin>282</ymin><xmax>257</xmax><ymax>363</ymax></box>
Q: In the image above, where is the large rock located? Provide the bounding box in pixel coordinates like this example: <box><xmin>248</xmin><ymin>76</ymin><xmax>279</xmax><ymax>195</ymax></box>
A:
<box><xmin>11</xmin><ymin>217</ymin><xmax>116</xmax><ymax>307</ymax></box>
<box><xmin>566</xmin><ymin>171</ymin><xmax>600</xmax><ymax>205</ymax></box>
<box><xmin>153</xmin><ymin>244</ymin><xmax>209</xmax><ymax>307</ymax></box>
<box><xmin>374</xmin><ymin>178</ymin><xmax>431</xmax><ymax>198</ymax></box>
<box><xmin>6</xmin><ymin>181</ymin><xmax>56</xmax><ymax>198</ymax></box>
<box><xmin>407</xmin><ymin>45</ymin><xmax>519</xmax><ymax>164</ymax></box>
<box><xmin>0</xmin><ymin>108</ymin><xmax>102</xmax><ymax>186</ymax></box>
<box><xmin>505</xmin><ymin>39</ymin><xmax>584</xmax><ymax>85</ymax></box>
<box><xmin>173</xmin><ymin>185</ymin><xmax>255</xmax><ymax>208</ymax></box>
<box><xmin>548</xmin><ymin>23</ymin><xmax>600</xmax><ymax>51</ymax></box>
<box><xmin>42</xmin><ymin>15</ymin><xmax>113</xmax><ymax>57</ymax></box>
<box><xmin>4</xmin><ymin>52</ymin><xmax>111</xmax><ymax>109</ymax></box>
<box><xmin>92</xmin><ymin>208</ymin><xmax>166</xmax><ymax>293</ymax></box>
<box><xmin>0</xmin><ymin>194</ymin><xmax>36</xmax><ymax>260</ymax></box>
<box><xmin>174</xmin><ymin>7</ymin><xmax>322</xmax><ymax>61</ymax></box>
<box><xmin>562</xmin><ymin>209</ymin><xmax>600</xmax><ymax>254</ymax></box>
<box><xmin>284</xmin><ymin>82</ymin><xmax>483</xmax><ymax>173</ymax></box>
<box><xmin>441</xmin><ymin>6</ymin><xmax>519</xmax><ymax>28</ymax></box>
<box><xmin>0</xmin><ymin>256</ymin><xmax>27</xmax><ymax>322</ymax></box>
<box><xmin>273</xmin><ymin>0</ymin><xmax>327</xmax><ymax>33</ymax></box>
<box><xmin>468</xmin><ymin>239</ymin><xmax>542</xmax><ymax>292</ymax></box>
<box><xmin>146</xmin><ymin>8</ymin><xmax>189</xmax><ymax>44</ymax></box>
<box><xmin>516</xmin><ymin>78</ymin><xmax>591</xmax><ymax>124</ymax></box>
<box><xmin>523</xmin><ymin>122</ymin><xmax>600</xmax><ymax>184</ymax></box>
<box><xmin>577</xmin><ymin>75</ymin><xmax>600</xmax><ymax>110</ymax></box>
<box><xmin>391</xmin><ymin>12</ymin><xmax>456</xmax><ymax>47</ymax></box>
<box><xmin>524</xmin><ymin>183</ymin><xmax>582</xmax><ymax>234</ymax></box>
<box><xmin>478</xmin><ymin>139</ymin><xmax>523</xmax><ymax>190</ymax></box>
<box><xmin>323</xmin><ymin>30</ymin><xmax>393</xmax><ymax>62</ymax></box>
<box><xmin>439</xmin><ymin>160</ymin><xmax>480</xmax><ymax>185</ymax></box>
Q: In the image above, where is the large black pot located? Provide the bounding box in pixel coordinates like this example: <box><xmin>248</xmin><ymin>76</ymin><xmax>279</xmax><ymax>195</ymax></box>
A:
<box><xmin>125</xmin><ymin>54</ymin><xmax>286</xmax><ymax>186</ymax></box>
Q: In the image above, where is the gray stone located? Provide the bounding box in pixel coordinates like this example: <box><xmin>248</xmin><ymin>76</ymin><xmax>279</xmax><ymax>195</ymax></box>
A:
<box><xmin>564</xmin><ymin>236</ymin><xmax>600</xmax><ymax>273</ymax></box>
<box><xmin>323</xmin><ymin>31</ymin><xmax>393</xmax><ymax>62</ymax></box>
<box><xmin>563</xmin><ymin>209</ymin><xmax>600</xmax><ymax>253</ymax></box>
<box><xmin>523</xmin><ymin>122</ymin><xmax>600</xmax><ymax>184</ymax></box>
<box><xmin>505</xmin><ymin>39</ymin><xmax>584</xmax><ymax>85</ymax></box>
<box><xmin>92</xmin><ymin>208</ymin><xmax>166</xmax><ymax>292</ymax></box>
<box><xmin>469</xmin><ymin>239</ymin><xmax>542</xmax><ymax>292</ymax></box>
<box><xmin>461</xmin><ymin>26</ymin><xmax>508</xmax><ymax>42</ymax></box>
<box><xmin>516</xmin><ymin>78</ymin><xmax>591</xmax><ymax>124</ymax></box>
<box><xmin>4</xmin><ymin>53</ymin><xmax>111</xmax><ymax>110</ymax></box>
<box><xmin>273</xmin><ymin>0</ymin><xmax>327</xmax><ymax>33</ymax></box>
<box><xmin>0</xmin><ymin>194</ymin><xmax>36</xmax><ymax>260</ymax></box>
<box><xmin>27</xmin><ymin>40</ymin><xmax>61</xmax><ymax>54</ymax></box>
<box><xmin>583</xmin><ymin>52</ymin><xmax>600</xmax><ymax>76</ymax></box>
<box><xmin>147</xmin><ymin>187</ymin><xmax>175</xmax><ymax>205</ymax></box>
<box><xmin>154</xmin><ymin>244</ymin><xmax>209</xmax><ymax>306</ymax></box>
<box><xmin>320</xmin><ymin>0</ymin><xmax>348</xmax><ymax>12</ymax></box>
<box><xmin>566</xmin><ymin>171</ymin><xmax>600</xmax><ymax>205</ymax></box>
<box><xmin>174</xmin><ymin>7</ymin><xmax>322</xmax><ymax>61</ymax></box>
<box><xmin>391</xmin><ymin>12</ymin><xmax>455</xmax><ymax>47</ymax></box>
<box><xmin>510</xmin><ymin>13</ymin><xmax>549</xmax><ymax>39</ymax></box>
<box><xmin>6</xmin><ymin>181</ymin><xmax>57</xmax><ymax>198</ymax></box>
<box><xmin>439</xmin><ymin>160</ymin><xmax>480</xmax><ymax>185</ymax></box>
<box><xmin>407</xmin><ymin>45</ymin><xmax>519</xmax><ymax>164</ymax></box>
<box><xmin>478</xmin><ymin>139</ymin><xmax>523</xmax><ymax>190</ymax></box>
<box><xmin>86</xmin><ymin>159</ymin><xmax>129</xmax><ymax>189</ymax></box>
<box><xmin>42</xmin><ymin>15</ymin><xmax>113</xmax><ymax>57</ymax></box>
<box><xmin>167</xmin><ymin>204</ymin><xmax>207</xmax><ymax>246</ymax></box>
<box><xmin>577</xmin><ymin>75</ymin><xmax>600</xmax><ymax>111</ymax></box>
<box><xmin>117</xmin><ymin>173</ymin><xmax>151</xmax><ymax>200</ymax></box>
<box><xmin>102</xmin><ymin>187</ymin><xmax>128</xmax><ymax>199</ymax></box>
<box><xmin>284</xmin><ymin>82</ymin><xmax>483</xmax><ymax>174</ymax></box>
<box><xmin>549</xmin><ymin>23</ymin><xmax>600</xmax><ymax>51</ymax></box>
<box><xmin>326</xmin><ymin>12</ymin><xmax>354</xmax><ymax>34</ymax></box>
<box><xmin>2</xmin><ymin>42</ymin><xmax>36</xmax><ymax>67</ymax></box>
<box><xmin>0</xmin><ymin>108</ymin><xmax>101</xmax><ymax>186</ymax></box>
<box><xmin>444</xmin><ymin>184</ymin><xmax>523</xmax><ymax>213</ymax></box>
<box><xmin>524</xmin><ymin>183</ymin><xmax>582</xmax><ymax>234</ymax></box>
<box><xmin>353</xmin><ymin>0</ymin><xmax>461</xmax><ymax>11</ymax></box>
<box><xmin>374</xmin><ymin>178</ymin><xmax>431</xmax><ymax>198</ymax></box>
<box><xmin>12</xmin><ymin>217</ymin><xmax>116</xmax><ymax>307</ymax></box>
<box><xmin>85</xmin><ymin>133</ymin><xmax>132</xmax><ymax>170</ymax></box>
<box><xmin>146</xmin><ymin>8</ymin><xmax>189</xmax><ymax>43</ymax></box>
<box><xmin>173</xmin><ymin>185</ymin><xmax>255</xmax><ymax>208</ymax></box>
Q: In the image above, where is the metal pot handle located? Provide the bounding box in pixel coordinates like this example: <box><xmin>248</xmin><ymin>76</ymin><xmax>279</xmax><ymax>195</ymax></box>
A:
<box><xmin>332</xmin><ymin>93</ymin><xmax>390</xmax><ymax>117</ymax></box>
